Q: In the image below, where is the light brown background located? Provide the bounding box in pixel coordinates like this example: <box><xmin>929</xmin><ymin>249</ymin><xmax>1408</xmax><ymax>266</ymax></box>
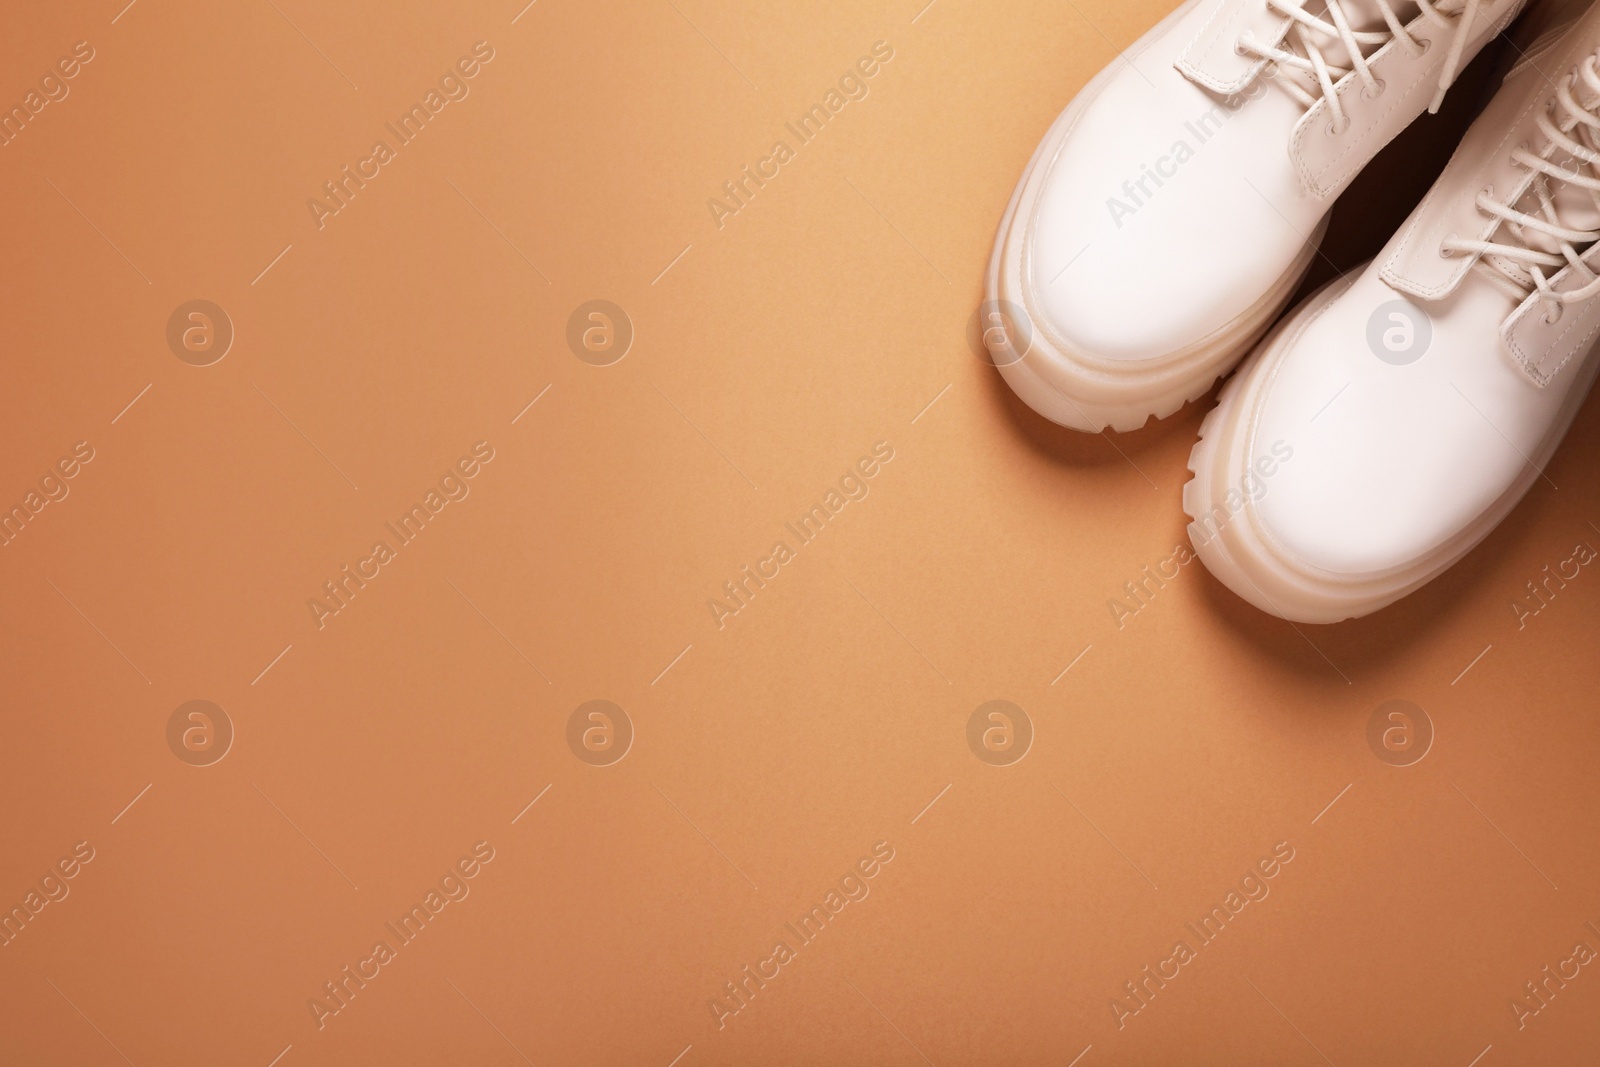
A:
<box><xmin>2</xmin><ymin>1</ymin><xmax>1598</xmax><ymax>1064</ymax></box>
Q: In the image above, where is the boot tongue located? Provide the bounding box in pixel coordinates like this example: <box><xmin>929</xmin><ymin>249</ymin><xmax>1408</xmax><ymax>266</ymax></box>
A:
<box><xmin>1515</xmin><ymin>170</ymin><xmax>1600</xmax><ymax>257</ymax></box>
<box><xmin>1505</xmin><ymin>70</ymin><xmax>1600</xmax><ymax>259</ymax></box>
<box><xmin>1283</xmin><ymin>1</ymin><xmax>1420</xmax><ymax>83</ymax></box>
<box><xmin>1311</xmin><ymin>0</ymin><xmax>1407</xmax><ymax>35</ymax></box>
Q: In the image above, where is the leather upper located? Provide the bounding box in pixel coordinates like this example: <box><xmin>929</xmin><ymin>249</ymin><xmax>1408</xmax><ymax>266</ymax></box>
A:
<box><xmin>1250</xmin><ymin>270</ymin><xmax>1536</xmax><ymax>574</ymax></box>
<box><xmin>1025</xmin><ymin>0</ymin><xmax>1525</xmax><ymax>364</ymax></box>
<box><xmin>1247</xmin><ymin>3</ymin><xmax>1600</xmax><ymax>575</ymax></box>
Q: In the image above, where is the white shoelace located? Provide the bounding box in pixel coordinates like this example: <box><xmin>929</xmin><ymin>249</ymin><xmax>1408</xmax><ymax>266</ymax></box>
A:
<box><xmin>1239</xmin><ymin>0</ymin><xmax>1481</xmax><ymax>130</ymax></box>
<box><xmin>1443</xmin><ymin>54</ymin><xmax>1600</xmax><ymax>323</ymax></box>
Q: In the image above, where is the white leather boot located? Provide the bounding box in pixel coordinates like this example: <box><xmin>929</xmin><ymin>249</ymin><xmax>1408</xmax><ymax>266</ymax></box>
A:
<box><xmin>1187</xmin><ymin>0</ymin><xmax>1600</xmax><ymax>622</ymax></box>
<box><xmin>983</xmin><ymin>0</ymin><xmax>1526</xmax><ymax>432</ymax></box>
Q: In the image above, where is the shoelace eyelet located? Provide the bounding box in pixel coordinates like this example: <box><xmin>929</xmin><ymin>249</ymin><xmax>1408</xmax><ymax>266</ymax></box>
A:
<box><xmin>1545</xmin><ymin>306</ymin><xmax>1565</xmax><ymax>326</ymax></box>
<box><xmin>1362</xmin><ymin>80</ymin><xmax>1387</xmax><ymax>101</ymax></box>
<box><xmin>1417</xmin><ymin>36</ymin><xmax>1433</xmax><ymax>56</ymax></box>
<box><xmin>1325</xmin><ymin>118</ymin><xmax>1347</xmax><ymax>137</ymax></box>
<box><xmin>1439</xmin><ymin>239</ymin><xmax>1457</xmax><ymax>259</ymax></box>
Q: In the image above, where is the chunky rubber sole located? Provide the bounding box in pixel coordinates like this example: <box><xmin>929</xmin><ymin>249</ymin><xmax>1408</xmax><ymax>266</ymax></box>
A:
<box><xmin>1183</xmin><ymin>272</ymin><xmax>1600</xmax><ymax>623</ymax></box>
<box><xmin>982</xmin><ymin>0</ymin><xmax>1326</xmax><ymax>434</ymax></box>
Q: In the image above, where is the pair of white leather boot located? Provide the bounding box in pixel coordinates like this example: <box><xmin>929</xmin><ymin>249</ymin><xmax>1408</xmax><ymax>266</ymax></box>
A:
<box><xmin>986</xmin><ymin>0</ymin><xmax>1600</xmax><ymax>622</ymax></box>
